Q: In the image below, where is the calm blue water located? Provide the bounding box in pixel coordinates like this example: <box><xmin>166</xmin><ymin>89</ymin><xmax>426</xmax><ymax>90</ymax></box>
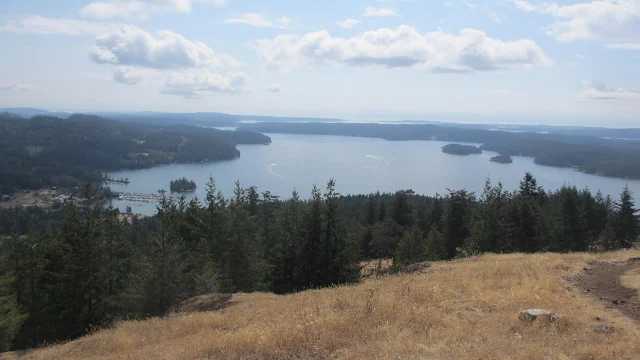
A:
<box><xmin>107</xmin><ymin>133</ymin><xmax>640</xmax><ymax>215</ymax></box>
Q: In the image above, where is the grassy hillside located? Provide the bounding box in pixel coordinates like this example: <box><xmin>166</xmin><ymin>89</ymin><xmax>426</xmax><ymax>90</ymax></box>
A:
<box><xmin>3</xmin><ymin>251</ymin><xmax>639</xmax><ymax>360</ymax></box>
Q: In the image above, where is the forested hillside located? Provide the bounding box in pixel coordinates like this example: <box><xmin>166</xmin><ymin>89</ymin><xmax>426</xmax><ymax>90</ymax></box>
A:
<box><xmin>0</xmin><ymin>173</ymin><xmax>638</xmax><ymax>351</ymax></box>
<box><xmin>238</xmin><ymin>122</ymin><xmax>640</xmax><ymax>179</ymax></box>
<box><xmin>0</xmin><ymin>114</ymin><xmax>270</xmax><ymax>194</ymax></box>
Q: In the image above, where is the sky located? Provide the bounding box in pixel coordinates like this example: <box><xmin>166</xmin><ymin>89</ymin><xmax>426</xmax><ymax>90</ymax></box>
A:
<box><xmin>0</xmin><ymin>0</ymin><xmax>639</xmax><ymax>127</ymax></box>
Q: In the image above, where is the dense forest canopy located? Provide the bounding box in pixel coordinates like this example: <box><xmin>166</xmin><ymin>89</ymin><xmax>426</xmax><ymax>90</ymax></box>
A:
<box><xmin>0</xmin><ymin>113</ymin><xmax>270</xmax><ymax>194</ymax></box>
<box><xmin>170</xmin><ymin>178</ymin><xmax>197</xmax><ymax>192</ymax></box>
<box><xmin>0</xmin><ymin>173</ymin><xmax>638</xmax><ymax>352</ymax></box>
<box><xmin>442</xmin><ymin>144</ymin><xmax>482</xmax><ymax>155</ymax></box>
<box><xmin>490</xmin><ymin>155</ymin><xmax>513</xmax><ymax>164</ymax></box>
<box><xmin>238</xmin><ymin>122</ymin><xmax>640</xmax><ymax>179</ymax></box>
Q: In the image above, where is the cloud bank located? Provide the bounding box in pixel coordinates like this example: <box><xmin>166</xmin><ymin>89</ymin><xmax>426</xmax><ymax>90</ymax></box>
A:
<box><xmin>579</xmin><ymin>80</ymin><xmax>640</xmax><ymax>100</ymax></box>
<box><xmin>162</xmin><ymin>69</ymin><xmax>249</xmax><ymax>98</ymax></box>
<box><xmin>256</xmin><ymin>26</ymin><xmax>551</xmax><ymax>73</ymax></box>
<box><xmin>89</xmin><ymin>25</ymin><xmax>239</xmax><ymax>69</ymax></box>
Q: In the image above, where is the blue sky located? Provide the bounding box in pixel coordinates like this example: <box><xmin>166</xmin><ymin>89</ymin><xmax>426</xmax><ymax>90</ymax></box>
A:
<box><xmin>0</xmin><ymin>0</ymin><xmax>638</xmax><ymax>126</ymax></box>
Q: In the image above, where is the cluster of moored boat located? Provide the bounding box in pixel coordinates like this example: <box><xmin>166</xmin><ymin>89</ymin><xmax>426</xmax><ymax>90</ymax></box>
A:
<box><xmin>117</xmin><ymin>192</ymin><xmax>180</xmax><ymax>203</ymax></box>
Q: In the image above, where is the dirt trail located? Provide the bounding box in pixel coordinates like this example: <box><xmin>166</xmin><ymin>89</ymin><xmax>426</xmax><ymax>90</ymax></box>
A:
<box><xmin>570</xmin><ymin>257</ymin><xmax>640</xmax><ymax>323</ymax></box>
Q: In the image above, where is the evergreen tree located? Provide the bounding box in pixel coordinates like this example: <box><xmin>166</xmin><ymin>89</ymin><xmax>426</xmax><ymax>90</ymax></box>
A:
<box><xmin>394</xmin><ymin>225</ymin><xmax>424</xmax><ymax>268</ymax></box>
<box><xmin>301</xmin><ymin>185</ymin><xmax>323</xmax><ymax>289</ymax></box>
<box><xmin>392</xmin><ymin>190</ymin><xmax>413</xmax><ymax>229</ymax></box>
<box><xmin>613</xmin><ymin>185</ymin><xmax>639</xmax><ymax>248</ymax></box>
<box><xmin>0</xmin><ymin>276</ymin><xmax>24</xmax><ymax>352</ymax></box>
<box><xmin>322</xmin><ymin>179</ymin><xmax>359</xmax><ymax>286</ymax></box>
<box><xmin>378</xmin><ymin>199</ymin><xmax>387</xmax><ymax>222</ymax></box>
<box><xmin>225</xmin><ymin>181</ymin><xmax>256</xmax><ymax>292</ymax></box>
<box><xmin>467</xmin><ymin>179</ymin><xmax>508</xmax><ymax>254</ymax></box>
<box><xmin>144</xmin><ymin>196</ymin><xmax>186</xmax><ymax>315</ymax></box>
<box><xmin>424</xmin><ymin>224</ymin><xmax>446</xmax><ymax>261</ymax></box>
<box><xmin>101</xmin><ymin>210</ymin><xmax>136</xmax><ymax>320</ymax></box>
<box><xmin>361</xmin><ymin>195</ymin><xmax>377</xmax><ymax>259</ymax></box>
<box><xmin>0</xmin><ymin>237</ymin><xmax>26</xmax><ymax>351</ymax></box>
<box><xmin>443</xmin><ymin>189</ymin><xmax>474</xmax><ymax>259</ymax></box>
<box><xmin>513</xmin><ymin>173</ymin><xmax>545</xmax><ymax>252</ymax></box>
<box><xmin>551</xmin><ymin>186</ymin><xmax>587</xmax><ymax>252</ymax></box>
<box><xmin>271</xmin><ymin>190</ymin><xmax>303</xmax><ymax>294</ymax></box>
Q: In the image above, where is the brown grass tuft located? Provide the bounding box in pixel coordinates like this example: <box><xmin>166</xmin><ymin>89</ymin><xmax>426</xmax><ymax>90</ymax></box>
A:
<box><xmin>3</xmin><ymin>251</ymin><xmax>640</xmax><ymax>360</ymax></box>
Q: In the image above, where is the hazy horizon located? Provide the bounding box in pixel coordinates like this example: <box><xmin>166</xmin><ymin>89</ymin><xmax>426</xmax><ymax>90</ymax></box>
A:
<box><xmin>2</xmin><ymin>105</ymin><xmax>639</xmax><ymax>129</ymax></box>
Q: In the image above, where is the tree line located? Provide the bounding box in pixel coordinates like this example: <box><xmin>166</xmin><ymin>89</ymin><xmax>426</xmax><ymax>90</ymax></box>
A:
<box><xmin>0</xmin><ymin>173</ymin><xmax>638</xmax><ymax>351</ymax></box>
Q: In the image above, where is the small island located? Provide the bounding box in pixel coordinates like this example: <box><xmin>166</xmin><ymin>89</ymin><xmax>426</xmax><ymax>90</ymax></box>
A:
<box><xmin>170</xmin><ymin>177</ymin><xmax>197</xmax><ymax>192</ymax></box>
<box><xmin>442</xmin><ymin>144</ymin><xmax>482</xmax><ymax>156</ymax></box>
<box><xmin>490</xmin><ymin>155</ymin><xmax>513</xmax><ymax>164</ymax></box>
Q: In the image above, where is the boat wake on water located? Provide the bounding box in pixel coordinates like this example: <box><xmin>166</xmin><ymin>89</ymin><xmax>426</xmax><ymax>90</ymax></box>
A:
<box><xmin>266</xmin><ymin>163</ymin><xmax>288</xmax><ymax>179</ymax></box>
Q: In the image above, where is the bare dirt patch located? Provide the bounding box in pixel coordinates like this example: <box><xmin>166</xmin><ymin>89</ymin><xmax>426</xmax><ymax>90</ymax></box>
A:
<box><xmin>569</xmin><ymin>258</ymin><xmax>640</xmax><ymax>323</ymax></box>
<box><xmin>0</xmin><ymin>190</ymin><xmax>64</xmax><ymax>209</ymax></box>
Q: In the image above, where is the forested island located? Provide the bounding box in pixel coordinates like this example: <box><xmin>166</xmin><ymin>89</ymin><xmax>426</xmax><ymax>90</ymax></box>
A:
<box><xmin>170</xmin><ymin>178</ymin><xmax>197</xmax><ymax>192</ymax></box>
<box><xmin>238</xmin><ymin>122</ymin><xmax>640</xmax><ymax>179</ymax></box>
<box><xmin>103</xmin><ymin>174</ymin><xmax>130</xmax><ymax>184</ymax></box>
<box><xmin>490</xmin><ymin>155</ymin><xmax>513</xmax><ymax>164</ymax></box>
<box><xmin>442</xmin><ymin>144</ymin><xmax>482</xmax><ymax>155</ymax></box>
<box><xmin>0</xmin><ymin>113</ymin><xmax>271</xmax><ymax>195</ymax></box>
<box><xmin>0</xmin><ymin>173</ymin><xmax>638</xmax><ymax>352</ymax></box>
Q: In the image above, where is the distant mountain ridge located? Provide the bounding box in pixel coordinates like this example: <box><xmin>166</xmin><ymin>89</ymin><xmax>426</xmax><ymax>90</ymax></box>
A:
<box><xmin>2</xmin><ymin>107</ymin><xmax>639</xmax><ymax>140</ymax></box>
<box><xmin>0</xmin><ymin>108</ymin><xmax>345</xmax><ymax>127</ymax></box>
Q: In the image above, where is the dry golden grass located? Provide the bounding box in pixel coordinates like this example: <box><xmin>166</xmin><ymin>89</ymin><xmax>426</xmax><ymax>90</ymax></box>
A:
<box><xmin>360</xmin><ymin>258</ymin><xmax>393</xmax><ymax>277</ymax></box>
<box><xmin>3</xmin><ymin>251</ymin><xmax>640</xmax><ymax>360</ymax></box>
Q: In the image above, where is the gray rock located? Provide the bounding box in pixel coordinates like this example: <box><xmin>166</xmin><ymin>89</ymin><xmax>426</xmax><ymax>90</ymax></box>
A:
<box><xmin>519</xmin><ymin>309</ymin><xmax>563</xmax><ymax>324</ymax></box>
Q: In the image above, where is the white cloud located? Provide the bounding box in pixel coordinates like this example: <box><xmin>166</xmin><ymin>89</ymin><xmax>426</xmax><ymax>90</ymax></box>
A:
<box><xmin>363</xmin><ymin>7</ymin><xmax>397</xmax><ymax>17</ymax></box>
<box><xmin>464</xmin><ymin>1</ymin><xmax>476</xmax><ymax>10</ymax></box>
<box><xmin>112</xmin><ymin>67</ymin><xmax>159</xmax><ymax>85</ymax></box>
<box><xmin>162</xmin><ymin>69</ymin><xmax>249</xmax><ymax>98</ymax></box>
<box><xmin>509</xmin><ymin>0</ymin><xmax>536</xmax><ymax>12</ymax></box>
<box><xmin>509</xmin><ymin>0</ymin><xmax>640</xmax><ymax>43</ymax></box>
<box><xmin>80</xmin><ymin>0</ymin><xmax>227</xmax><ymax>20</ymax></box>
<box><xmin>337</xmin><ymin>18</ymin><xmax>361</xmax><ymax>29</ymax></box>
<box><xmin>606</xmin><ymin>43</ymin><xmax>640</xmax><ymax>50</ymax></box>
<box><xmin>579</xmin><ymin>80</ymin><xmax>640</xmax><ymax>100</ymax></box>
<box><xmin>545</xmin><ymin>1</ymin><xmax>640</xmax><ymax>42</ymax></box>
<box><xmin>0</xmin><ymin>16</ymin><xmax>119</xmax><ymax>36</ymax></box>
<box><xmin>444</xmin><ymin>1</ymin><xmax>453</xmax><ymax>7</ymax></box>
<box><xmin>225</xmin><ymin>13</ymin><xmax>293</xmax><ymax>28</ymax></box>
<box><xmin>266</xmin><ymin>83</ymin><xmax>283</xmax><ymax>92</ymax></box>
<box><xmin>255</xmin><ymin>26</ymin><xmax>551</xmax><ymax>73</ymax></box>
<box><xmin>0</xmin><ymin>82</ymin><xmax>33</xmax><ymax>91</ymax></box>
<box><xmin>89</xmin><ymin>25</ymin><xmax>239</xmax><ymax>69</ymax></box>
